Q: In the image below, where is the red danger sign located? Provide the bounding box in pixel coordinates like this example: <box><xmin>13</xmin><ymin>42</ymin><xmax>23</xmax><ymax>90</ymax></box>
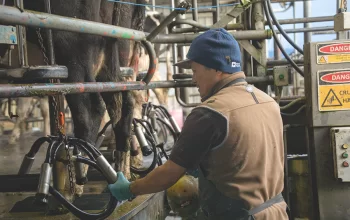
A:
<box><xmin>319</xmin><ymin>43</ymin><xmax>350</xmax><ymax>54</ymax></box>
<box><xmin>320</xmin><ymin>71</ymin><xmax>350</xmax><ymax>83</ymax></box>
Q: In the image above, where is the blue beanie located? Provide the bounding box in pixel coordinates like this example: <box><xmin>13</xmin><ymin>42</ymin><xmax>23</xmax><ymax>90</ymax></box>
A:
<box><xmin>173</xmin><ymin>28</ymin><xmax>241</xmax><ymax>74</ymax></box>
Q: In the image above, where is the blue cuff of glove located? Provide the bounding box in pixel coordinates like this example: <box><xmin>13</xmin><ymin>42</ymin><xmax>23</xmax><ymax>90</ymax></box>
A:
<box><xmin>187</xmin><ymin>169</ymin><xmax>199</xmax><ymax>178</ymax></box>
<box><xmin>108</xmin><ymin>172</ymin><xmax>135</xmax><ymax>201</ymax></box>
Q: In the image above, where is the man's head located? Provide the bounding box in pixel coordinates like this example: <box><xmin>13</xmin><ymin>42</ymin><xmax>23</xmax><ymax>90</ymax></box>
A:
<box><xmin>174</xmin><ymin>28</ymin><xmax>242</xmax><ymax>98</ymax></box>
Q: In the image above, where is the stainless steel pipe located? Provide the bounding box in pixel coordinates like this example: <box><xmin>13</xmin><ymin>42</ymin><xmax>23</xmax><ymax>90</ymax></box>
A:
<box><xmin>0</xmin><ymin>76</ymin><xmax>273</xmax><ymax>98</ymax></box>
<box><xmin>152</xmin><ymin>30</ymin><xmax>272</xmax><ymax>43</ymax></box>
<box><xmin>276</xmin><ymin>26</ymin><xmax>334</xmax><ymax>34</ymax></box>
<box><xmin>0</xmin><ymin>5</ymin><xmax>146</xmax><ymax>41</ymax></box>
<box><xmin>266</xmin><ymin>16</ymin><xmax>333</xmax><ymax>25</ymax></box>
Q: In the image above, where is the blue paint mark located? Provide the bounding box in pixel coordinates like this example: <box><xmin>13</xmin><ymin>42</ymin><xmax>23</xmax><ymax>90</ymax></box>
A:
<box><xmin>81</xmin><ymin>27</ymin><xmax>85</xmax><ymax>31</ymax></box>
<box><xmin>108</xmin><ymin>82</ymin><xmax>116</xmax><ymax>88</ymax></box>
<box><xmin>39</xmin><ymin>22</ymin><xmax>45</xmax><ymax>27</ymax></box>
<box><xmin>112</xmin><ymin>30</ymin><xmax>117</xmax><ymax>35</ymax></box>
<box><xmin>10</xmin><ymin>35</ymin><xmax>16</xmax><ymax>43</ymax></box>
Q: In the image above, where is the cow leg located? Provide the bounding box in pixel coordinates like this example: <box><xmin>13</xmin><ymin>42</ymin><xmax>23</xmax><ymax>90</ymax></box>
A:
<box><xmin>151</xmin><ymin>71</ymin><xmax>169</xmax><ymax>106</ymax></box>
<box><xmin>96</xmin><ymin>37</ymin><xmax>132</xmax><ymax>178</ymax></box>
<box><xmin>39</xmin><ymin>97</ymin><xmax>50</xmax><ymax>136</ymax></box>
<box><xmin>53</xmin><ymin>42</ymin><xmax>105</xmax><ymax>205</ymax></box>
<box><xmin>8</xmin><ymin>98</ymin><xmax>32</xmax><ymax>144</ymax></box>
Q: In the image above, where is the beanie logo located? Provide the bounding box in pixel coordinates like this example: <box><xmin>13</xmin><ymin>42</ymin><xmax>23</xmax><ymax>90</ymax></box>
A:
<box><xmin>232</xmin><ymin>62</ymin><xmax>241</xmax><ymax>68</ymax></box>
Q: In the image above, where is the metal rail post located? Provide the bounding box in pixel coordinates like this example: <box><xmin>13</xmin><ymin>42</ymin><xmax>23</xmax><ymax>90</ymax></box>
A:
<box><xmin>337</xmin><ymin>0</ymin><xmax>348</xmax><ymax>39</ymax></box>
<box><xmin>175</xmin><ymin>0</ymin><xmax>191</xmax><ymax>116</ymax></box>
<box><xmin>303</xmin><ymin>0</ymin><xmax>312</xmax><ymax>43</ymax></box>
<box><xmin>252</xmin><ymin>1</ymin><xmax>268</xmax><ymax>91</ymax></box>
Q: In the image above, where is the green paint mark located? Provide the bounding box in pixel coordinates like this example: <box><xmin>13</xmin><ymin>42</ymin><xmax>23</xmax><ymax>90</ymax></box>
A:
<box><xmin>121</xmin><ymin>32</ymin><xmax>132</xmax><ymax>39</ymax></box>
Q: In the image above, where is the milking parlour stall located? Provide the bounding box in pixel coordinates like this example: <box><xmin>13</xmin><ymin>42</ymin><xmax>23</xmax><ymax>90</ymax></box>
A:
<box><xmin>0</xmin><ymin>0</ymin><xmax>341</xmax><ymax>219</ymax></box>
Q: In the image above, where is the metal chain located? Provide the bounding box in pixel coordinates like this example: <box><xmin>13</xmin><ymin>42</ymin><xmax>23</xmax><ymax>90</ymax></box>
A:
<box><xmin>36</xmin><ymin>29</ymin><xmax>50</xmax><ymax>67</ymax></box>
<box><xmin>345</xmin><ymin>0</ymin><xmax>348</xmax><ymax>11</ymax></box>
<box><xmin>36</xmin><ymin>28</ymin><xmax>75</xmax><ymax>195</ymax></box>
<box><xmin>65</xmin><ymin>139</ymin><xmax>75</xmax><ymax>194</ymax></box>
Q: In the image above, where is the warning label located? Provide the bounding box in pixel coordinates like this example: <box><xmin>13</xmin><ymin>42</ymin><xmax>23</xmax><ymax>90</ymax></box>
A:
<box><xmin>316</xmin><ymin>42</ymin><xmax>350</xmax><ymax>64</ymax></box>
<box><xmin>318</xmin><ymin>69</ymin><xmax>350</xmax><ymax>111</ymax></box>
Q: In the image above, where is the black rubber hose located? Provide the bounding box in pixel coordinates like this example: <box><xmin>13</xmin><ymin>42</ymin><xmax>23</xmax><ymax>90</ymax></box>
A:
<box><xmin>97</xmin><ymin>120</ymin><xmax>112</xmax><ymax>137</ymax></box>
<box><xmin>133</xmin><ymin>119</ymin><xmax>154</xmax><ymax>141</ymax></box>
<box><xmin>71</xmin><ymin>142</ymin><xmax>96</xmax><ymax>161</ymax></box>
<box><xmin>48</xmin><ymin>140</ymin><xmax>119</xmax><ymax>220</ymax></box>
<box><xmin>27</xmin><ymin>137</ymin><xmax>50</xmax><ymax>158</ymax></box>
<box><xmin>51</xmin><ymin>142</ymin><xmax>65</xmax><ymax>164</ymax></box>
<box><xmin>136</xmin><ymin>118</ymin><xmax>155</xmax><ymax>134</ymax></box>
<box><xmin>76</xmin><ymin>156</ymin><xmax>102</xmax><ymax>176</ymax></box>
<box><xmin>263</xmin><ymin>1</ymin><xmax>304</xmax><ymax>76</ymax></box>
<box><xmin>130</xmin><ymin>139</ymin><xmax>158</xmax><ymax>176</ymax></box>
<box><xmin>266</xmin><ymin>0</ymin><xmax>303</xmax><ymax>55</ymax></box>
<box><xmin>156</xmin><ymin>105</ymin><xmax>171</xmax><ymax>118</ymax></box>
<box><xmin>156</xmin><ymin>118</ymin><xmax>178</xmax><ymax>141</ymax></box>
<box><xmin>44</xmin><ymin>139</ymin><xmax>60</xmax><ymax>164</ymax></box>
<box><xmin>281</xmin><ymin>105</ymin><xmax>306</xmax><ymax>116</ymax></box>
<box><xmin>69</xmin><ymin>137</ymin><xmax>101</xmax><ymax>158</ymax></box>
<box><xmin>157</xmin><ymin>120</ymin><xmax>168</xmax><ymax>144</ymax></box>
<box><xmin>49</xmin><ymin>161</ymin><xmax>118</xmax><ymax>220</ymax></box>
<box><xmin>155</xmin><ymin>108</ymin><xmax>168</xmax><ymax>119</ymax></box>
<box><xmin>154</xmin><ymin>105</ymin><xmax>171</xmax><ymax>118</ymax></box>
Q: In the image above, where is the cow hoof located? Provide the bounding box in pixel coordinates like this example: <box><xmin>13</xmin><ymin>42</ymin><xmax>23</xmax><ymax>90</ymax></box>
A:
<box><xmin>8</xmin><ymin>137</ymin><xmax>18</xmax><ymax>145</ymax></box>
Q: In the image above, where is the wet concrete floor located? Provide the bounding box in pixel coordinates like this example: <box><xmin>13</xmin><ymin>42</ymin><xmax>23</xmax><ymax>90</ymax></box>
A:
<box><xmin>0</xmin><ymin>132</ymin><xmax>173</xmax><ymax>219</ymax></box>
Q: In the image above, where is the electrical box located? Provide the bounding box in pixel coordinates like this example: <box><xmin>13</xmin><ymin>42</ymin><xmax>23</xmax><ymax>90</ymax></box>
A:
<box><xmin>334</xmin><ymin>12</ymin><xmax>350</xmax><ymax>32</ymax></box>
<box><xmin>273</xmin><ymin>66</ymin><xmax>289</xmax><ymax>87</ymax></box>
<box><xmin>331</xmin><ymin>127</ymin><xmax>350</xmax><ymax>182</ymax></box>
<box><xmin>0</xmin><ymin>25</ymin><xmax>17</xmax><ymax>45</ymax></box>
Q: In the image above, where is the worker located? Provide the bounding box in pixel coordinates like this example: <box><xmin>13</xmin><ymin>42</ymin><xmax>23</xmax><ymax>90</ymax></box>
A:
<box><xmin>108</xmin><ymin>28</ymin><xmax>288</xmax><ymax>219</ymax></box>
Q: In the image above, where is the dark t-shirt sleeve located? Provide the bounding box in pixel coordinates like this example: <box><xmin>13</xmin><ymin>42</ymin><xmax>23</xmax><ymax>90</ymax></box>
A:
<box><xmin>169</xmin><ymin>107</ymin><xmax>227</xmax><ymax>170</ymax></box>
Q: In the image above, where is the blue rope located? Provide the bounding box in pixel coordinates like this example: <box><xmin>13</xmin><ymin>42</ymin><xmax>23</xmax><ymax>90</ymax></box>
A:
<box><xmin>107</xmin><ymin>0</ymin><xmax>239</xmax><ymax>10</ymax></box>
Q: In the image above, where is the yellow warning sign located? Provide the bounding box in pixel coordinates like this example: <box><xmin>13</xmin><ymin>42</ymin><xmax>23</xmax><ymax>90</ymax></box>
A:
<box><xmin>318</xmin><ymin>69</ymin><xmax>350</xmax><ymax>111</ymax></box>
<box><xmin>318</xmin><ymin>56</ymin><xmax>327</xmax><ymax>64</ymax></box>
<box><xmin>316</xmin><ymin>42</ymin><xmax>350</xmax><ymax>64</ymax></box>
<box><xmin>317</xmin><ymin>54</ymin><xmax>350</xmax><ymax>64</ymax></box>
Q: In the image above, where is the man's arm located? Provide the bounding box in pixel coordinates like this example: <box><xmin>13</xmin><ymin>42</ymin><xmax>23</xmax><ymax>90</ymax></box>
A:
<box><xmin>108</xmin><ymin>107</ymin><xmax>227</xmax><ymax>200</ymax></box>
<box><xmin>129</xmin><ymin>107</ymin><xmax>227</xmax><ymax>196</ymax></box>
<box><xmin>130</xmin><ymin>160</ymin><xmax>186</xmax><ymax>196</ymax></box>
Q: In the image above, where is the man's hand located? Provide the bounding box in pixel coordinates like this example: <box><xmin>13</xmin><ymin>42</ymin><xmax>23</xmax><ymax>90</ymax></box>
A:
<box><xmin>108</xmin><ymin>172</ymin><xmax>135</xmax><ymax>201</ymax></box>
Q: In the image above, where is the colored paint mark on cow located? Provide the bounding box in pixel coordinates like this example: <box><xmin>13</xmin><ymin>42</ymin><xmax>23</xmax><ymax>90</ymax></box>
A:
<box><xmin>81</xmin><ymin>27</ymin><xmax>85</xmax><ymax>32</ymax></box>
<box><xmin>39</xmin><ymin>22</ymin><xmax>45</xmax><ymax>27</ymax></box>
<box><xmin>130</xmin><ymin>35</ymin><xmax>135</xmax><ymax>40</ymax></box>
<box><xmin>112</xmin><ymin>30</ymin><xmax>117</xmax><ymax>35</ymax></box>
<box><xmin>103</xmin><ymin>31</ymin><xmax>107</xmax><ymax>35</ymax></box>
<box><xmin>123</xmin><ymin>86</ymin><xmax>127</xmax><ymax>90</ymax></box>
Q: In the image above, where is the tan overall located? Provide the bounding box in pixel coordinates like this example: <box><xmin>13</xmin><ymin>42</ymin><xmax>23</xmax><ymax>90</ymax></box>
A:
<box><xmin>196</xmin><ymin>72</ymin><xmax>288</xmax><ymax>220</ymax></box>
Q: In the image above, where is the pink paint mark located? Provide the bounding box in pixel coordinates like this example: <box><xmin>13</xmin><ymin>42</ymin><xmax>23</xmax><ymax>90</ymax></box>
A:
<box><xmin>130</xmin><ymin>36</ymin><xmax>134</xmax><ymax>40</ymax></box>
<box><xmin>103</xmin><ymin>32</ymin><xmax>107</xmax><ymax>35</ymax></box>
<box><xmin>122</xmin><ymin>85</ymin><xmax>127</xmax><ymax>90</ymax></box>
<box><xmin>78</xmin><ymin>84</ymin><xmax>84</xmax><ymax>93</ymax></box>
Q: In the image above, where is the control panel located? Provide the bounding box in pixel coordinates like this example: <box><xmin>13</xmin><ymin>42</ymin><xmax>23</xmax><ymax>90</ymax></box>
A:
<box><xmin>331</xmin><ymin>127</ymin><xmax>350</xmax><ymax>182</ymax></box>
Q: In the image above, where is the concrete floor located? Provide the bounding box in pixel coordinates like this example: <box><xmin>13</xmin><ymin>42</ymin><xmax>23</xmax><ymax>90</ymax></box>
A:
<box><xmin>0</xmin><ymin>131</ymin><xmax>177</xmax><ymax>219</ymax></box>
